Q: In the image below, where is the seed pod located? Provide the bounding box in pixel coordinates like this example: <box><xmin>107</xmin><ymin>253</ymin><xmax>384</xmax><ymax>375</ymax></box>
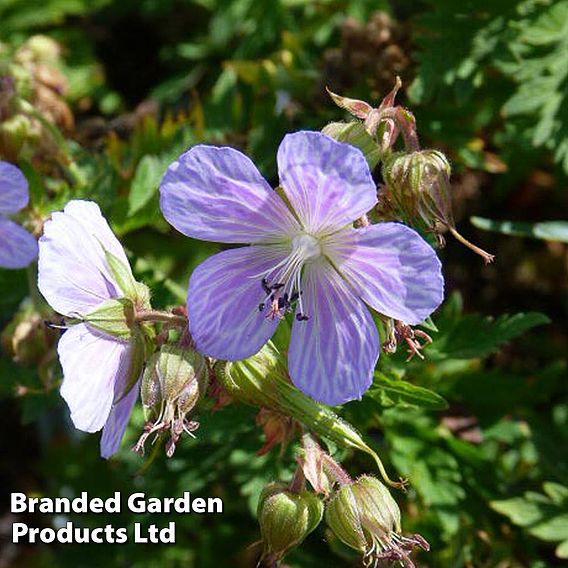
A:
<box><xmin>382</xmin><ymin>149</ymin><xmax>495</xmax><ymax>263</ymax></box>
<box><xmin>258</xmin><ymin>482</ymin><xmax>323</xmax><ymax>562</ymax></box>
<box><xmin>325</xmin><ymin>476</ymin><xmax>427</xmax><ymax>566</ymax></box>
<box><xmin>135</xmin><ymin>345</ymin><xmax>207</xmax><ymax>457</ymax></box>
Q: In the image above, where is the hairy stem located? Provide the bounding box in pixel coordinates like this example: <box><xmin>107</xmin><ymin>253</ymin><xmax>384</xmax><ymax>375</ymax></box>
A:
<box><xmin>135</xmin><ymin>310</ymin><xmax>187</xmax><ymax>326</ymax></box>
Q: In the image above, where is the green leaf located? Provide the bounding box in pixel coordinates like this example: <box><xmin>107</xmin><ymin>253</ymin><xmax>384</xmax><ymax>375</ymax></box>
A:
<box><xmin>367</xmin><ymin>372</ymin><xmax>448</xmax><ymax>410</ymax></box>
<box><xmin>471</xmin><ymin>217</ymin><xmax>568</xmax><ymax>243</ymax></box>
<box><xmin>491</xmin><ymin>483</ymin><xmax>568</xmax><ymax>557</ymax></box>
<box><xmin>430</xmin><ymin>312</ymin><xmax>550</xmax><ymax>360</ymax></box>
<box><xmin>128</xmin><ymin>155</ymin><xmax>163</xmax><ymax>216</ymax></box>
<box><xmin>557</xmin><ymin>539</ymin><xmax>568</xmax><ymax>559</ymax></box>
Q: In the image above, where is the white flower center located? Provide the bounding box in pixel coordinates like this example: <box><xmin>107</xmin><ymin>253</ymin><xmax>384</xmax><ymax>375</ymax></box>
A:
<box><xmin>256</xmin><ymin>233</ymin><xmax>322</xmax><ymax>322</ymax></box>
<box><xmin>291</xmin><ymin>233</ymin><xmax>321</xmax><ymax>263</ymax></box>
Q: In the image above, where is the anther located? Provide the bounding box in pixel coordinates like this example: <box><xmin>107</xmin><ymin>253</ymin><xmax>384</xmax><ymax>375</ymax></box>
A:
<box><xmin>258</xmin><ymin>303</ymin><xmax>265</xmax><ymax>312</ymax></box>
<box><xmin>296</xmin><ymin>313</ymin><xmax>309</xmax><ymax>322</ymax></box>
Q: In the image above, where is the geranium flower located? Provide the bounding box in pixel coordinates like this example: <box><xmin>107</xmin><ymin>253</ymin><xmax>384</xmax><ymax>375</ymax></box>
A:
<box><xmin>38</xmin><ymin>200</ymin><xmax>145</xmax><ymax>458</ymax></box>
<box><xmin>160</xmin><ymin>131</ymin><xmax>443</xmax><ymax>405</ymax></box>
<box><xmin>0</xmin><ymin>161</ymin><xmax>38</xmax><ymax>269</ymax></box>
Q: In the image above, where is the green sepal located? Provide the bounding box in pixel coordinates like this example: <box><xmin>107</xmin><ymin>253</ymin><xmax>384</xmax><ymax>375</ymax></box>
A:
<box><xmin>83</xmin><ymin>298</ymin><xmax>135</xmax><ymax>339</ymax></box>
<box><xmin>322</xmin><ymin>121</ymin><xmax>381</xmax><ymax>169</ymax></box>
<box><xmin>103</xmin><ymin>247</ymin><xmax>138</xmax><ymax>301</ymax></box>
<box><xmin>101</xmin><ymin>245</ymin><xmax>152</xmax><ymax>309</ymax></box>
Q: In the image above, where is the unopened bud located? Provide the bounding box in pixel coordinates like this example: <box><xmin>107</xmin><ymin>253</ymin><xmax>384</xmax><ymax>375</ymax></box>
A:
<box><xmin>382</xmin><ymin>150</ymin><xmax>495</xmax><ymax>263</ymax></box>
<box><xmin>382</xmin><ymin>149</ymin><xmax>452</xmax><ymax>226</ymax></box>
<box><xmin>258</xmin><ymin>482</ymin><xmax>323</xmax><ymax>563</ymax></box>
<box><xmin>135</xmin><ymin>345</ymin><xmax>207</xmax><ymax>457</ymax></box>
<box><xmin>326</xmin><ymin>476</ymin><xmax>428</xmax><ymax>567</ymax></box>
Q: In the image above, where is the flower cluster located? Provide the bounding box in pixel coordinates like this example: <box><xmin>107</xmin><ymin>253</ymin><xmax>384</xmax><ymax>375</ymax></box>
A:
<box><xmin>9</xmin><ymin>91</ymin><xmax>452</xmax><ymax>566</ymax></box>
<box><xmin>28</xmin><ymin>126</ymin><xmax>445</xmax><ymax>461</ymax></box>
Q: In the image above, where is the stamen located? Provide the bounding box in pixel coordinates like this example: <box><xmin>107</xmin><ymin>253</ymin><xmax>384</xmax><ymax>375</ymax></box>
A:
<box><xmin>254</xmin><ymin>234</ymin><xmax>321</xmax><ymax>322</ymax></box>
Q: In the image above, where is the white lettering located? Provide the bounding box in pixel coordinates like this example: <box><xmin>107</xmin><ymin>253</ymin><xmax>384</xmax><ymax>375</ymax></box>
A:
<box><xmin>11</xmin><ymin>493</ymin><xmax>27</xmax><ymax>513</ymax></box>
<box><xmin>128</xmin><ymin>493</ymin><xmax>146</xmax><ymax>514</ymax></box>
<box><xmin>12</xmin><ymin>523</ymin><xmax>28</xmax><ymax>542</ymax></box>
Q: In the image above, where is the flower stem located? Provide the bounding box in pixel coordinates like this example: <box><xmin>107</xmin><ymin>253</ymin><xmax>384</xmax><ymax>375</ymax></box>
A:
<box><xmin>447</xmin><ymin>225</ymin><xmax>495</xmax><ymax>264</ymax></box>
<box><xmin>135</xmin><ymin>310</ymin><xmax>187</xmax><ymax>326</ymax></box>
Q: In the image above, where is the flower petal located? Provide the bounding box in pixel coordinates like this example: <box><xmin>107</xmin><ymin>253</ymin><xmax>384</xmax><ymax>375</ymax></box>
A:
<box><xmin>0</xmin><ymin>161</ymin><xmax>29</xmax><ymax>214</ymax></box>
<box><xmin>187</xmin><ymin>245</ymin><xmax>287</xmax><ymax>359</ymax></box>
<box><xmin>38</xmin><ymin>200</ymin><xmax>131</xmax><ymax>316</ymax></box>
<box><xmin>288</xmin><ymin>259</ymin><xmax>379</xmax><ymax>405</ymax></box>
<box><xmin>277</xmin><ymin>131</ymin><xmax>377</xmax><ymax>234</ymax></box>
<box><xmin>160</xmin><ymin>145</ymin><xmax>299</xmax><ymax>243</ymax></box>
<box><xmin>100</xmin><ymin>379</ymin><xmax>139</xmax><ymax>459</ymax></box>
<box><xmin>327</xmin><ymin>222</ymin><xmax>444</xmax><ymax>325</ymax></box>
<box><xmin>58</xmin><ymin>323</ymin><xmax>131</xmax><ymax>433</ymax></box>
<box><xmin>0</xmin><ymin>217</ymin><xmax>38</xmax><ymax>269</ymax></box>
<box><xmin>62</xmin><ymin>200</ymin><xmax>130</xmax><ymax>266</ymax></box>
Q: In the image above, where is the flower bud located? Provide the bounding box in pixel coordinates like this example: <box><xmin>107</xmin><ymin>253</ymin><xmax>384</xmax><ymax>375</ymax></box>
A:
<box><xmin>382</xmin><ymin>149</ymin><xmax>495</xmax><ymax>263</ymax></box>
<box><xmin>135</xmin><ymin>345</ymin><xmax>208</xmax><ymax>457</ymax></box>
<box><xmin>325</xmin><ymin>476</ymin><xmax>428</xmax><ymax>567</ymax></box>
<box><xmin>382</xmin><ymin>149</ymin><xmax>453</xmax><ymax>227</ymax></box>
<box><xmin>215</xmin><ymin>342</ymin><xmax>405</xmax><ymax>489</ymax></box>
<box><xmin>257</xmin><ymin>482</ymin><xmax>323</xmax><ymax>563</ymax></box>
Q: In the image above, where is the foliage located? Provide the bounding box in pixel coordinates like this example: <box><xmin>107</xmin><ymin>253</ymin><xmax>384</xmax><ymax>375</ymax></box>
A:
<box><xmin>409</xmin><ymin>0</ymin><xmax>568</xmax><ymax>176</ymax></box>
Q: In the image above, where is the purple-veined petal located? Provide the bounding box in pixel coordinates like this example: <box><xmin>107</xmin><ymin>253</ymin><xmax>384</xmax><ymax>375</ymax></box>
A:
<box><xmin>277</xmin><ymin>131</ymin><xmax>377</xmax><ymax>235</ymax></box>
<box><xmin>187</xmin><ymin>245</ymin><xmax>288</xmax><ymax>360</ymax></box>
<box><xmin>327</xmin><ymin>222</ymin><xmax>444</xmax><ymax>325</ymax></box>
<box><xmin>58</xmin><ymin>323</ymin><xmax>131</xmax><ymax>433</ymax></box>
<box><xmin>0</xmin><ymin>217</ymin><xmax>38</xmax><ymax>269</ymax></box>
<box><xmin>288</xmin><ymin>258</ymin><xmax>380</xmax><ymax>405</ymax></box>
<box><xmin>160</xmin><ymin>145</ymin><xmax>299</xmax><ymax>243</ymax></box>
<box><xmin>38</xmin><ymin>200</ymin><xmax>131</xmax><ymax>316</ymax></box>
<box><xmin>0</xmin><ymin>161</ymin><xmax>29</xmax><ymax>214</ymax></box>
<box><xmin>100</xmin><ymin>379</ymin><xmax>139</xmax><ymax>459</ymax></box>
